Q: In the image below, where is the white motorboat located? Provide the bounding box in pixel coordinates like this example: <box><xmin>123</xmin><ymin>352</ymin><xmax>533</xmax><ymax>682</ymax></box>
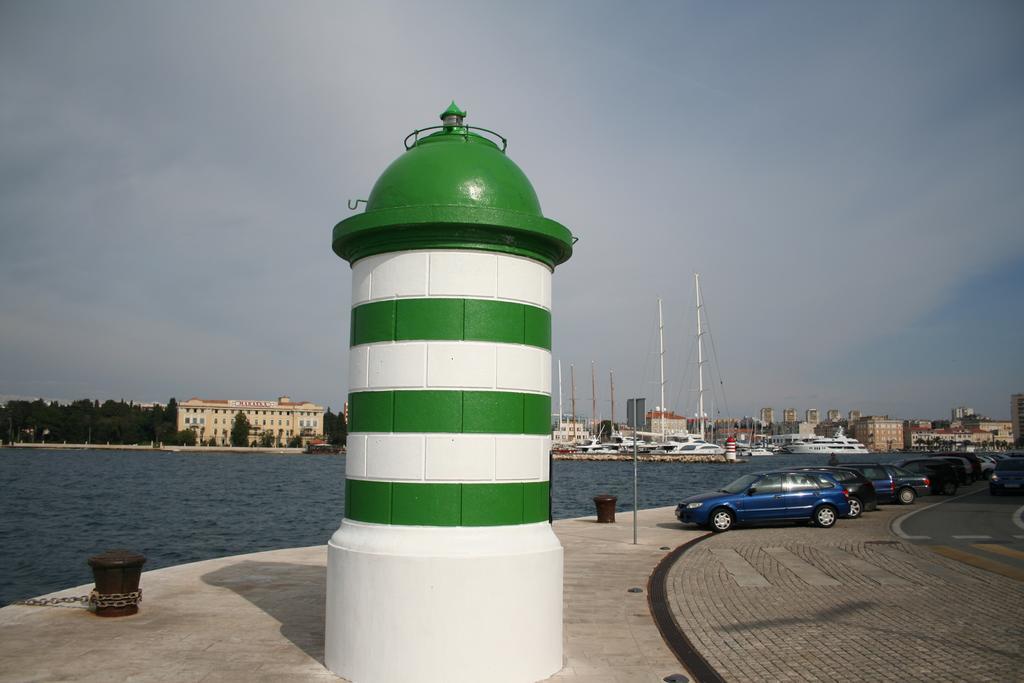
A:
<box><xmin>652</xmin><ymin>441</ymin><xmax>725</xmax><ymax>456</ymax></box>
<box><xmin>572</xmin><ymin>438</ymin><xmax>607</xmax><ymax>453</ymax></box>
<box><xmin>780</xmin><ymin>427</ymin><xmax>868</xmax><ymax>455</ymax></box>
<box><xmin>612</xmin><ymin>434</ymin><xmax>658</xmax><ymax>453</ymax></box>
<box><xmin>738</xmin><ymin>446</ymin><xmax>774</xmax><ymax>457</ymax></box>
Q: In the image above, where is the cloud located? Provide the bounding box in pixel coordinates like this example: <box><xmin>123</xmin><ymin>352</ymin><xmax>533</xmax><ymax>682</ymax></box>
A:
<box><xmin>1</xmin><ymin>1</ymin><xmax>1021</xmax><ymax>420</ymax></box>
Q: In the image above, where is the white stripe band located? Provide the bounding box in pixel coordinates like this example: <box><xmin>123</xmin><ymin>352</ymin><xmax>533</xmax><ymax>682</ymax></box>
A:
<box><xmin>349</xmin><ymin>341</ymin><xmax>551</xmax><ymax>394</ymax></box>
<box><xmin>346</xmin><ymin>433</ymin><xmax>551</xmax><ymax>483</ymax></box>
<box><xmin>352</xmin><ymin>250</ymin><xmax>552</xmax><ymax>309</ymax></box>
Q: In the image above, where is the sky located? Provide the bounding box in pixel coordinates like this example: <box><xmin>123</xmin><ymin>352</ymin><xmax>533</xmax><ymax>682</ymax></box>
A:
<box><xmin>1</xmin><ymin>1</ymin><xmax>1022</xmax><ymax>421</ymax></box>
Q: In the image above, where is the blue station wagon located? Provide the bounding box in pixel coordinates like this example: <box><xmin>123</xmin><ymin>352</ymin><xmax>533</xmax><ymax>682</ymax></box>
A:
<box><xmin>675</xmin><ymin>470</ymin><xmax>852</xmax><ymax>532</ymax></box>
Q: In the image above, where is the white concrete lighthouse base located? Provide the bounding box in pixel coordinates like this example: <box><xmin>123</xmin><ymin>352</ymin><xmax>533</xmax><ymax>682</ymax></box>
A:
<box><xmin>325</xmin><ymin>520</ymin><xmax>564</xmax><ymax>683</ymax></box>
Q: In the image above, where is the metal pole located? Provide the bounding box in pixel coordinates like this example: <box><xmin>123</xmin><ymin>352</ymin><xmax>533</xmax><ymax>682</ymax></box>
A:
<box><xmin>695</xmin><ymin>272</ymin><xmax>705</xmax><ymax>440</ymax></box>
<box><xmin>658</xmin><ymin>297</ymin><xmax>665</xmax><ymax>441</ymax></box>
<box><xmin>591</xmin><ymin>361</ymin><xmax>597</xmax><ymax>438</ymax></box>
<box><xmin>633</xmin><ymin>420</ymin><xmax>639</xmax><ymax>545</ymax></box>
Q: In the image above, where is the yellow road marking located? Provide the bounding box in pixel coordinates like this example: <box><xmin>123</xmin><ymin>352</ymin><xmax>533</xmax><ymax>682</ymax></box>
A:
<box><xmin>930</xmin><ymin>546</ymin><xmax>1024</xmax><ymax>582</ymax></box>
<box><xmin>971</xmin><ymin>543</ymin><xmax>1024</xmax><ymax>562</ymax></box>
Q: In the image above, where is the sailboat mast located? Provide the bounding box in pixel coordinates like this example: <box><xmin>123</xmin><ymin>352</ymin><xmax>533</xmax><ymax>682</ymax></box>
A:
<box><xmin>695</xmin><ymin>272</ymin><xmax>706</xmax><ymax>440</ymax></box>
<box><xmin>609</xmin><ymin>370</ymin><xmax>615</xmax><ymax>429</ymax></box>
<box><xmin>558</xmin><ymin>360</ymin><xmax>563</xmax><ymax>432</ymax></box>
<box><xmin>570</xmin><ymin>363</ymin><xmax>577</xmax><ymax>434</ymax></box>
<box><xmin>658</xmin><ymin>297</ymin><xmax>666</xmax><ymax>441</ymax></box>
<box><xmin>591</xmin><ymin>361</ymin><xmax>597</xmax><ymax>437</ymax></box>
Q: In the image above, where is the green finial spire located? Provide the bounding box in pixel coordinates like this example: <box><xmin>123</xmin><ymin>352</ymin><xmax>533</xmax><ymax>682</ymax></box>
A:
<box><xmin>440</xmin><ymin>100</ymin><xmax>467</xmax><ymax>120</ymax></box>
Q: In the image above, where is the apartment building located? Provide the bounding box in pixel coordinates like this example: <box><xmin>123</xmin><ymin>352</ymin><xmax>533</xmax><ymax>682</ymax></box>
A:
<box><xmin>648</xmin><ymin>410</ymin><xmax>688</xmax><ymax>435</ymax></box>
<box><xmin>1010</xmin><ymin>394</ymin><xmax>1023</xmax><ymax>447</ymax></box>
<box><xmin>850</xmin><ymin>415</ymin><xmax>903</xmax><ymax>453</ymax></box>
<box><xmin>951</xmin><ymin>405</ymin><xmax>975</xmax><ymax>421</ymax></box>
<box><xmin>552</xmin><ymin>420</ymin><xmax>589</xmax><ymax>444</ymax></box>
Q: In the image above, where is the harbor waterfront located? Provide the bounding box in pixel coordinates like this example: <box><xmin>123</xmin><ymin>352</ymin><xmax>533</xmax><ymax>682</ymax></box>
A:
<box><xmin>1</xmin><ymin>482</ymin><xmax>1019</xmax><ymax>682</ymax></box>
<box><xmin>0</xmin><ymin>447</ymin><xmax>915</xmax><ymax>607</ymax></box>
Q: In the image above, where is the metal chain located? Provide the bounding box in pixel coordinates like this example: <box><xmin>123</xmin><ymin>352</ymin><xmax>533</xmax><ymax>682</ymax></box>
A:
<box><xmin>12</xmin><ymin>589</ymin><xmax>142</xmax><ymax>610</ymax></box>
<box><xmin>12</xmin><ymin>594</ymin><xmax>91</xmax><ymax>608</ymax></box>
<box><xmin>92</xmin><ymin>590</ymin><xmax>143</xmax><ymax>608</ymax></box>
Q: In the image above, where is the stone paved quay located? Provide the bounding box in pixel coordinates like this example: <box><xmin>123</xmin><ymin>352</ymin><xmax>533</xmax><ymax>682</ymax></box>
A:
<box><xmin>667</xmin><ymin>498</ymin><xmax>1024</xmax><ymax>682</ymax></box>
<box><xmin>0</xmin><ymin>508</ymin><xmax>702</xmax><ymax>683</ymax></box>
<box><xmin>5</xmin><ymin>497</ymin><xmax>1021</xmax><ymax>682</ymax></box>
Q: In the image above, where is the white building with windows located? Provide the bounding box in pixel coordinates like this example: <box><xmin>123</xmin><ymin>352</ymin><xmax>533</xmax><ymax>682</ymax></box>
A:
<box><xmin>552</xmin><ymin>419</ymin><xmax>589</xmax><ymax>445</ymax></box>
<box><xmin>177</xmin><ymin>395</ymin><xmax>324</xmax><ymax>446</ymax></box>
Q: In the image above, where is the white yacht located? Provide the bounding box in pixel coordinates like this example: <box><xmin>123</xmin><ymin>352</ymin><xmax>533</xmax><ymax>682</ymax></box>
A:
<box><xmin>572</xmin><ymin>438</ymin><xmax>620</xmax><ymax>454</ymax></box>
<box><xmin>738</xmin><ymin>445</ymin><xmax>774</xmax><ymax>457</ymax></box>
<box><xmin>780</xmin><ymin>428</ymin><xmax>868</xmax><ymax>455</ymax></box>
<box><xmin>652</xmin><ymin>441</ymin><xmax>725</xmax><ymax>455</ymax></box>
<box><xmin>613</xmin><ymin>435</ymin><xmax>658</xmax><ymax>453</ymax></box>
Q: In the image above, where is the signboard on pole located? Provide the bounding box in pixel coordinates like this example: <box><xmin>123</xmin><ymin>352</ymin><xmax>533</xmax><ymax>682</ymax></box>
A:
<box><xmin>626</xmin><ymin>398</ymin><xmax>646</xmax><ymax>429</ymax></box>
<box><xmin>628</xmin><ymin>396</ymin><xmax>646</xmax><ymax>545</ymax></box>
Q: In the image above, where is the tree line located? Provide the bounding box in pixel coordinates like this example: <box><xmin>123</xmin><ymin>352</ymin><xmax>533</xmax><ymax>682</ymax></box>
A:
<box><xmin>0</xmin><ymin>398</ymin><xmax>348</xmax><ymax>448</ymax></box>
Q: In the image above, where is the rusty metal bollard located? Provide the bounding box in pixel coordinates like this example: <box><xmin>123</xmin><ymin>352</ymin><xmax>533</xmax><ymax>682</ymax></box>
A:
<box><xmin>593</xmin><ymin>495</ymin><xmax>617</xmax><ymax>523</ymax></box>
<box><xmin>88</xmin><ymin>549</ymin><xmax>146</xmax><ymax>617</ymax></box>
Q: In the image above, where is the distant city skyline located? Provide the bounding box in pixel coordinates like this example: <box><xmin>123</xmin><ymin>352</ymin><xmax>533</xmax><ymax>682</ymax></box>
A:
<box><xmin>1</xmin><ymin>3</ymin><xmax>1021</xmax><ymax>419</ymax></box>
<box><xmin>4</xmin><ymin>391</ymin><xmax>1016</xmax><ymax>424</ymax></box>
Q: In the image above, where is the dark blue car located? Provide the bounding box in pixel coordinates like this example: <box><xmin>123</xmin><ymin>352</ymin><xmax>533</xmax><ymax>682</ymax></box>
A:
<box><xmin>990</xmin><ymin>457</ymin><xmax>1024</xmax><ymax>495</ymax></box>
<box><xmin>675</xmin><ymin>469</ymin><xmax>852</xmax><ymax>532</ymax></box>
<box><xmin>842</xmin><ymin>463</ymin><xmax>931</xmax><ymax>505</ymax></box>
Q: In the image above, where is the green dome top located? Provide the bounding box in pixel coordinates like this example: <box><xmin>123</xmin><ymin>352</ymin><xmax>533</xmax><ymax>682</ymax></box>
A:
<box><xmin>333</xmin><ymin>103</ymin><xmax>573</xmax><ymax>268</ymax></box>
<box><xmin>365</xmin><ymin>127</ymin><xmax>543</xmax><ymax>216</ymax></box>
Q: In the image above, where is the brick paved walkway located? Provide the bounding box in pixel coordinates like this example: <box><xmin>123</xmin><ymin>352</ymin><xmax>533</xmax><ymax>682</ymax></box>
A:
<box><xmin>666</xmin><ymin>505</ymin><xmax>1024</xmax><ymax>682</ymax></box>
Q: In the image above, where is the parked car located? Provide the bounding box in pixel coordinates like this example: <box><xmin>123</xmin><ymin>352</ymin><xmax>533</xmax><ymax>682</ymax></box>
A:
<box><xmin>989</xmin><ymin>457</ymin><xmax>1024</xmax><ymax>496</ymax></box>
<box><xmin>973</xmin><ymin>454</ymin><xmax>997</xmax><ymax>478</ymax></box>
<box><xmin>675</xmin><ymin>470</ymin><xmax>851</xmax><ymax>532</ymax></box>
<box><xmin>842</xmin><ymin>463</ymin><xmax>931</xmax><ymax>505</ymax></box>
<box><xmin>928</xmin><ymin>455</ymin><xmax>973</xmax><ymax>484</ymax></box>
<box><xmin>794</xmin><ymin>467</ymin><xmax>877</xmax><ymax>518</ymax></box>
<box><xmin>894</xmin><ymin>459</ymin><xmax>959</xmax><ymax>495</ymax></box>
<box><xmin>945</xmin><ymin>452</ymin><xmax>984</xmax><ymax>481</ymax></box>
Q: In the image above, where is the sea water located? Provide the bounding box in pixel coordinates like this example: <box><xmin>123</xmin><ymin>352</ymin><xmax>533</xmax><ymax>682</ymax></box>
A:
<box><xmin>0</xmin><ymin>448</ymin><xmax>909</xmax><ymax>605</ymax></box>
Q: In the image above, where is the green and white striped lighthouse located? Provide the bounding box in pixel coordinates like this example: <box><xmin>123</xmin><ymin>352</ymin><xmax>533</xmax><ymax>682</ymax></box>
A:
<box><xmin>325</xmin><ymin>103</ymin><xmax>574</xmax><ymax>682</ymax></box>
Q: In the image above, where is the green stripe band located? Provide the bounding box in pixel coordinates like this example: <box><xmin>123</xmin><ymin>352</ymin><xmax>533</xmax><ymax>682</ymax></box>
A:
<box><xmin>351</xmin><ymin>298</ymin><xmax>551</xmax><ymax>349</ymax></box>
<box><xmin>348</xmin><ymin>390</ymin><xmax>551</xmax><ymax>435</ymax></box>
<box><xmin>345</xmin><ymin>479</ymin><xmax>550</xmax><ymax>526</ymax></box>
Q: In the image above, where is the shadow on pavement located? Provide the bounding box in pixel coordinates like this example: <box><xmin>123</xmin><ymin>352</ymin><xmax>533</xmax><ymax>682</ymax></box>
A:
<box><xmin>201</xmin><ymin>560</ymin><xmax>326</xmax><ymax>664</ymax></box>
<box><xmin>719</xmin><ymin>596</ymin><xmax>1020</xmax><ymax>660</ymax></box>
<box><xmin>719</xmin><ymin>599</ymin><xmax>878</xmax><ymax>632</ymax></box>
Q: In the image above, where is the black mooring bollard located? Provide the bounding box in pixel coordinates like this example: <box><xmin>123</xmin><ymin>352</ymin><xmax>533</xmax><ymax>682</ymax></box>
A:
<box><xmin>88</xmin><ymin>549</ymin><xmax>146</xmax><ymax>617</ymax></box>
<box><xmin>593</xmin><ymin>494</ymin><xmax>617</xmax><ymax>523</ymax></box>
